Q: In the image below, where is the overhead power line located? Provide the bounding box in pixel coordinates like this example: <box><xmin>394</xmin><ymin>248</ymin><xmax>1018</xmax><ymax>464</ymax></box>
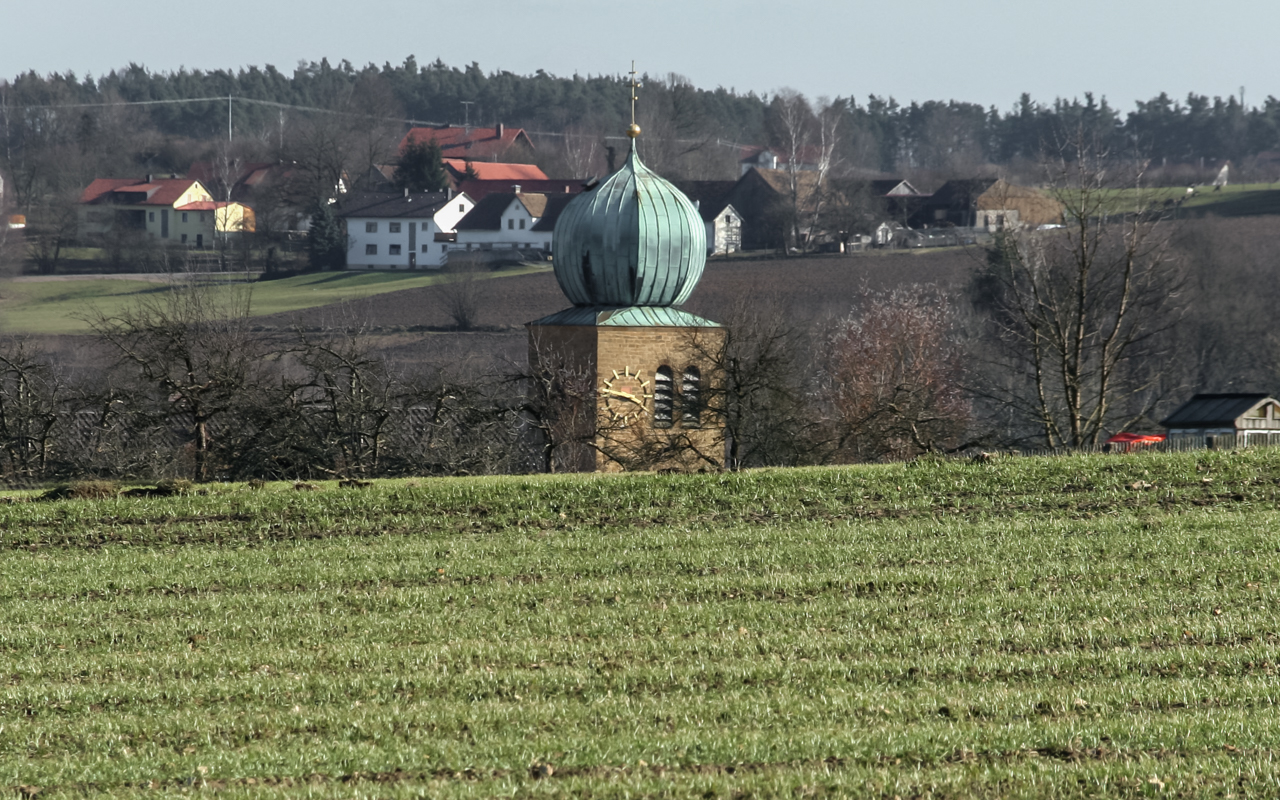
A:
<box><xmin>0</xmin><ymin>95</ymin><xmax>746</xmax><ymax>150</ymax></box>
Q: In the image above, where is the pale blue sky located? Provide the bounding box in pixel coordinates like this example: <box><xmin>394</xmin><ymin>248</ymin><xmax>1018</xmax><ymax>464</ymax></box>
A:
<box><xmin>4</xmin><ymin>0</ymin><xmax>1272</xmax><ymax>112</ymax></box>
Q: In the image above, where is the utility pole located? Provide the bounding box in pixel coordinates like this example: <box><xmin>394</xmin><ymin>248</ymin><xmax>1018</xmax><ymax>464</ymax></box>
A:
<box><xmin>461</xmin><ymin>100</ymin><xmax>474</xmax><ymax>130</ymax></box>
<box><xmin>227</xmin><ymin>94</ymin><xmax>233</xmax><ymax>142</ymax></box>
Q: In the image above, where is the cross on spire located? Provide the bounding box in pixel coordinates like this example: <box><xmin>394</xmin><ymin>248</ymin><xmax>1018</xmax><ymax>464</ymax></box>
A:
<box><xmin>627</xmin><ymin>61</ymin><xmax>642</xmax><ymax>139</ymax></box>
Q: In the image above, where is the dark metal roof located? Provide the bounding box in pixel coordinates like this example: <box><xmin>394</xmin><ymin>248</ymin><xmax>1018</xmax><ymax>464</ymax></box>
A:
<box><xmin>336</xmin><ymin>191</ymin><xmax>452</xmax><ymax>219</ymax></box>
<box><xmin>453</xmin><ymin>193</ymin><xmax>516</xmax><ymax>231</ymax></box>
<box><xmin>530</xmin><ymin>195</ymin><xmax>576</xmax><ymax>232</ymax></box>
<box><xmin>1161</xmin><ymin>393</ymin><xmax>1274</xmax><ymax>427</ymax></box>
<box><xmin>672</xmin><ymin>181</ymin><xmax>737</xmax><ymax>221</ymax></box>
<box><xmin>528</xmin><ymin>306</ymin><xmax>720</xmax><ymax>328</ymax></box>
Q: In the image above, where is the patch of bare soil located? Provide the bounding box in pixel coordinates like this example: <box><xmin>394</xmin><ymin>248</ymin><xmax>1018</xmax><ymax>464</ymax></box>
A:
<box><xmin>255</xmin><ymin>249</ymin><xmax>977</xmax><ymax>332</ymax></box>
<box><xmin>235</xmin><ymin>250</ymin><xmax>981</xmax><ymax>370</ymax></box>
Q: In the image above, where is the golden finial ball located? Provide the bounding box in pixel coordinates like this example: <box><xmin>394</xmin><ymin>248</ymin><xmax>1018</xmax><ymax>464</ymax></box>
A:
<box><xmin>627</xmin><ymin>123</ymin><xmax>641</xmax><ymax>139</ymax></box>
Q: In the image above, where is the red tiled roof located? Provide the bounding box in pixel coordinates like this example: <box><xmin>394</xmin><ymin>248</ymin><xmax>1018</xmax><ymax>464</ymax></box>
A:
<box><xmin>80</xmin><ymin>178</ymin><xmax>136</xmax><ymax>203</ymax></box>
<box><xmin>80</xmin><ymin>177</ymin><xmax>206</xmax><ymax>206</ymax></box>
<box><xmin>400</xmin><ymin>125</ymin><xmax>534</xmax><ymax>160</ymax></box>
<box><xmin>455</xmin><ymin>178</ymin><xmax>581</xmax><ymax>201</ymax></box>
<box><xmin>442</xmin><ymin>159</ymin><xmax>548</xmax><ymax>182</ymax></box>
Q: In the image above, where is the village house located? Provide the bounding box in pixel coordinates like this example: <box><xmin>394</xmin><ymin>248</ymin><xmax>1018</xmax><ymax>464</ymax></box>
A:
<box><xmin>77</xmin><ymin>177</ymin><xmax>254</xmax><ymax>247</ymax></box>
<box><xmin>400</xmin><ymin>124</ymin><xmax>535</xmax><ymax>162</ymax></box>
<box><xmin>186</xmin><ymin>161</ymin><xmax>310</xmax><ymax>232</ymax></box>
<box><xmin>456</xmin><ymin>178</ymin><xmax>582</xmax><ymax>202</ymax></box>
<box><xmin>363</xmin><ymin>159</ymin><xmax>550</xmax><ymax>194</ymax></box>
<box><xmin>451</xmin><ymin>190</ymin><xmax>575</xmax><ymax>262</ymax></box>
<box><xmin>339</xmin><ymin>190</ymin><xmax>475</xmax><ymax>269</ymax></box>
<box><xmin>673</xmin><ymin>181</ymin><xmax>743</xmax><ymax>255</ymax></box>
<box><xmin>911</xmin><ymin>178</ymin><xmax>1062</xmax><ymax>230</ymax></box>
<box><xmin>1162</xmin><ymin>393</ymin><xmax>1280</xmax><ymax>446</ymax></box>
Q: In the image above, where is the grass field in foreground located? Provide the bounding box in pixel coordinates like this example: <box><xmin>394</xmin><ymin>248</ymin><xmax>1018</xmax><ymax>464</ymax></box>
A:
<box><xmin>0</xmin><ymin>264</ymin><xmax>552</xmax><ymax>335</ymax></box>
<box><xmin>2</xmin><ymin>450</ymin><xmax>1280</xmax><ymax>797</ymax></box>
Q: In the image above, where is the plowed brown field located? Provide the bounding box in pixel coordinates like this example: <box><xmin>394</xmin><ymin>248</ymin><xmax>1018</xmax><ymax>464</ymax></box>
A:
<box><xmin>255</xmin><ymin>249</ymin><xmax>978</xmax><ymax>367</ymax></box>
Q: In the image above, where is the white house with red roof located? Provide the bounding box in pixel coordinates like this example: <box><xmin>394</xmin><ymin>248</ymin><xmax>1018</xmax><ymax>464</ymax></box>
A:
<box><xmin>78</xmin><ymin>177</ymin><xmax>254</xmax><ymax>248</ymax></box>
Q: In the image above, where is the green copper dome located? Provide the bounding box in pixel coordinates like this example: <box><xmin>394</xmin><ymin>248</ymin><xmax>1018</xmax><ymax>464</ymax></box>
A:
<box><xmin>552</xmin><ymin>144</ymin><xmax>706</xmax><ymax>307</ymax></box>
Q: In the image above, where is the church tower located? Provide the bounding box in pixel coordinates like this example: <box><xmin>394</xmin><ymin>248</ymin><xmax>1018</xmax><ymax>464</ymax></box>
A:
<box><xmin>527</xmin><ymin>68</ymin><xmax>725</xmax><ymax>472</ymax></box>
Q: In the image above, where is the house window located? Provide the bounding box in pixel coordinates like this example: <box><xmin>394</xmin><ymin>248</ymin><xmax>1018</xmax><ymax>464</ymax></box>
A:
<box><xmin>653</xmin><ymin>367</ymin><xmax>674</xmax><ymax>429</ymax></box>
<box><xmin>181</xmin><ymin>212</ymin><xmax>188</xmax><ymax>223</ymax></box>
<box><xmin>422</xmin><ymin>244</ymin><xmax>429</xmax><ymax>253</ymax></box>
<box><xmin>422</xmin><ymin>222</ymin><xmax>430</xmax><ymax>231</ymax></box>
<box><xmin>181</xmin><ymin>234</ymin><xmax>188</xmax><ymax>244</ymax></box>
<box><xmin>459</xmin><ymin>204</ymin><xmax>465</xmax><ymax>212</ymax></box>
<box><xmin>442</xmin><ymin>245</ymin><xmax>448</xmax><ymax>252</ymax></box>
<box><xmin>365</xmin><ymin>244</ymin><xmax>377</xmax><ymax>255</ymax></box>
<box><xmin>365</xmin><ymin>222</ymin><xmax>378</xmax><ymax>233</ymax></box>
<box><xmin>519</xmin><ymin>219</ymin><xmax>526</xmax><ymax>230</ymax></box>
<box><xmin>199</xmin><ymin>213</ymin><xmax>206</xmax><ymax>223</ymax></box>
<box><xmin>389</xmin><ymin>222</ymin><xmax>401</xmax><ymax>233</ymax></box>
<box><xmin>389</xmin><ymin>244</ymin><xmax>401</xmax><ymax>255</ymax></box>
<box><xmin>681</xmin><ymin>366</ymin><xmax>702</xmax><ymax>427</ymax></box>
<box><xmin>149</xmin><ymin>212</ymin><xmax>155</xmax><ymax>222</ymax></box>
<box><xmin>508</xmin><ymin>219</ymin><xmax>515</xmax><ymax>230</ymax></box>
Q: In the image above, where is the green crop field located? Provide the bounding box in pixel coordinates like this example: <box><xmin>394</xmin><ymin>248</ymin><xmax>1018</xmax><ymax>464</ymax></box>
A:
<box><xmin>1095</xmin><ymin>182</ymin><xmax>1280</xmax><ymax>218</ymax></box>
<box><xmin>0</xmin><ymin>265</ymin><xmax>552</xmax><ymax>335</ymax></box>
<box><xmin>2</xmin><ymin>450</ymin><xmax>1280</xmax><ymax>798</ymax></box>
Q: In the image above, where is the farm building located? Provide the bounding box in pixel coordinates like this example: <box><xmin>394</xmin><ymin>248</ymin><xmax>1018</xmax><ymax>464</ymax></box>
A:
<box><xmin>77</xmin><ymin>177</ymin><xmax>254</xmax><ymax>247</ymax></box>
<box><xmin>913</xmin><ymin>178</ymin><xmax>1063</xmax><ymax>230</ymax></box>
<box><xmin>451</xmin><ymin>191</ymin><xmax>575</xmax><ymax>263</ymax></box>
<box><xmin>1161</xmin><ymin>393</ymin><xmax>1280</xmax><ymax>445</ymax></box>
<box><xmin>673</xmin><ymin>181</ymin><xmax>743</xmax><ymax>255</ymax></box>
<box><xmin>399</xmin><ymin>124</ymin><xmax>535</xmax><ymax>162</ymax></box>
<box><xmin>339</xmin><ymin>190</ymin><xmax>475</xmax><ymax>269</ymax></box>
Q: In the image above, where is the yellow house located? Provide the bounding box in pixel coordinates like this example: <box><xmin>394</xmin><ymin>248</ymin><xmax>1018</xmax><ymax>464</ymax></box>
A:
<box><xmin>78</xmin><ymin>177</ymin><xmax>255</xmax><ymax>248</ymax></box>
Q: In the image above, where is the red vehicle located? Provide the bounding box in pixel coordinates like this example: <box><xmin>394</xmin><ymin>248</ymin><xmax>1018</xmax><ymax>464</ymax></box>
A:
<box><xmin>1105</xmin><ymin>432</ymin><xmax>1167</xmax><ymax>452</ymax></box>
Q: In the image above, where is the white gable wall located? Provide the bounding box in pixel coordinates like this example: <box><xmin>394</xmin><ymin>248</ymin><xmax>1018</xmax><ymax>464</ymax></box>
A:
<box><xmin>343</xmin><ymin>195</ymin><xmax>475</xmax><ymax>270</ymax></box>
<box><xmin>454</xmin><ymin>197</ymin><xmax>551</xmax><ymax>251</ymax></box>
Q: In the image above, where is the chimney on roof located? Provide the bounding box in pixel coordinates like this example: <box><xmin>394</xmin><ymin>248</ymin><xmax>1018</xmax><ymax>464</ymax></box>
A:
<box><xmin>447</xmin><ymin>187</ymin><xmax>454</xmax><ymax>200</ymax></box>
<box><xmin>146</xmin><ymin>173</ymin><xmax>153</xmax><ymax>183</ymax></box>
<box><xmin>404</xmin><ymin>187</ymin><xmax>409</xmax><ymax>198</ymax></box>
<box><xmin>513</xmin><ymin>184</ymin><xmax>521</xmax><ymax>194</ymax></box>
<box><xmin>497</xmin><ymin>122</ymin><xmax>504</xmax><ymax>139</ymax></box>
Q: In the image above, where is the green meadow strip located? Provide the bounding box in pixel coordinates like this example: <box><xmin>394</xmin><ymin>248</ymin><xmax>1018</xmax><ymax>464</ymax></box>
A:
<box><xmin>1</xmin><ymin>450</ymin><xmax>1279</xmax><ymax>796</ymax></box>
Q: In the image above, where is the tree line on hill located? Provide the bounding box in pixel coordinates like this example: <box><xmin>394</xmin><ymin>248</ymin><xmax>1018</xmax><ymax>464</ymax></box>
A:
<box><xmin>6</xmin><ymin>58</ymin><xmax>1280</xmax><ymax>198</ymax></box>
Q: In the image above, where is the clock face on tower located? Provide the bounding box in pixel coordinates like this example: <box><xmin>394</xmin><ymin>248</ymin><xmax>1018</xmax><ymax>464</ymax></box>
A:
<box><xmin>602</xmin><ymin>367</ymin><xmax>653</xmax><ymax>423</ymax></box>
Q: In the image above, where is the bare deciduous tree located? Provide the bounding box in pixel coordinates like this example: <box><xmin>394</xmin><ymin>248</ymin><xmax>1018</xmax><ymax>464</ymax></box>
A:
<box><xmin>971</xmin><ymin>133</ymin><xmax>1183</xmax><ymax>447</ymax></box>
<box><xmin>86</xmin><ymin>276</ymin><xmax>271</xmax><ymax>480</ymax></box>
<box><xmin>435</xmin><ymin>262</ymin><xmax>491</xmax><ymax>331</ymax></box>
<box><xmin>520</xmin><ymin>337</ymin><xmax>599</xmax><ymax>473</ymax></box>
<box><xmin>823</xmin><ymin>288</ymin><xmax>970</xmax><ymax>461</ymax></box>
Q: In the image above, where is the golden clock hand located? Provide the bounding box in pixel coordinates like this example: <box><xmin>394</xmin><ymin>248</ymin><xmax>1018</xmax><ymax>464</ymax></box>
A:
<box><xmin>603</xmin><ymin>388</ymin><xmax>641</xmax><ymax>402</ymax></box>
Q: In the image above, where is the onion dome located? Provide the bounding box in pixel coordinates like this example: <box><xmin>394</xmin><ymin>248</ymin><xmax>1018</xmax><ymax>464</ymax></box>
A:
<box><xmin>552</xmin><ymin>140</ymin><xmax>706</xmax><ymax>307</ymax></box>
